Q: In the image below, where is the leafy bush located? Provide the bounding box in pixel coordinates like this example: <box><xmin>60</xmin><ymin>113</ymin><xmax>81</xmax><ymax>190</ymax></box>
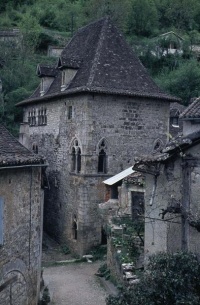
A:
<box><xmin>107</xmin><ymin>252</ymin><xmax>200</xmax><ymax>305</ymax></box>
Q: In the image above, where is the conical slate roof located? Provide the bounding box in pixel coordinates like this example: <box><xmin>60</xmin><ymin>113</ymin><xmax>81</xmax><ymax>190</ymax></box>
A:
<box><xmin>17</xmin><ymin>18</ymin><xmax>180</xmax><ymax>106</ymax></box>
<box><xmin>0</xmin><ymin>124</ymin><xmax>44</xmax><ymax>166</ymax></box>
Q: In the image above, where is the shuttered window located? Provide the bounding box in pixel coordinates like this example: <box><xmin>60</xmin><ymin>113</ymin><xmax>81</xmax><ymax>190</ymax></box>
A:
<box><xmin>0</xmin><ymin>197</ymin><xmax>4</xmax><ymax>245</ymax></box>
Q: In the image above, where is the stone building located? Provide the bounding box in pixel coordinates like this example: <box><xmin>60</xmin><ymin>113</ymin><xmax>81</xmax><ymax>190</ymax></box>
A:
<box><xmin>0</xmin><ymin>124</ymin><xmax>45</xmax><ymax>305</ymax></box>
<box><xmin>169</xmin><ymin>102</ymin><xmax>185</xmax><ymax>138</ymax></box>
<box><xmin>17</xmin><ymin>17</ymin><xmax>180</xmax><ymax>255</ymax></box>
<box><xmin>133</xmin><ymin>97</ymin><xmax>200</xmax><ymax>260</ymax></box>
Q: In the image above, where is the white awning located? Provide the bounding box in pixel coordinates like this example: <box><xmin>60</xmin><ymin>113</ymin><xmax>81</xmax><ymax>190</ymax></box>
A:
<box><xmin>103</xmin><ymin>167</ymin><xmax>134</xmax><ymax>185</ymax></box>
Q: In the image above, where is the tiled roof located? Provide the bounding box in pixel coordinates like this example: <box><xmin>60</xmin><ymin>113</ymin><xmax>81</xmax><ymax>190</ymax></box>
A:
<box><xmin>179</xmin><ymin>97</ymin><xmax>200</xmax><ymax>119</ymax></box>
<box><xmin>17</xmin><ymin>18</ymin><xmax>180</xmax><ymax>106</ymax></box>
<box><xmin>0</xmin><ymin>124</ymin><xmax>45</xmax><ymax>167</ymax></box>
<box><xmin>134</xmin><ymin>130</ymin><xmax>200</xmax><ymax>165</ymax></box>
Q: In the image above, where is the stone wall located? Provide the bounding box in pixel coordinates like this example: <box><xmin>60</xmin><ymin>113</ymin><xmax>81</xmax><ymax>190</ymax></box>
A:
<box><xmin>20</xmin><ymin>92</ymin><xmax>170</xmax><ymax>254</ymax></box>
<box><xmin>0</xmin><ymin>167</ymin><xmax>43</xmax><ymax>305</ymax></box>
<box><xmin>144</xmin><ymin>144</ymin><xmax>200</xmax><ymax>260</ymax></box>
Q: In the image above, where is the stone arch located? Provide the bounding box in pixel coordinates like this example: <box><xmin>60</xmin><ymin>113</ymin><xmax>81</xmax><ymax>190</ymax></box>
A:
<box><xmin>1</xmin><ymin>260</ymin><xmax>28</xmax><ymax>305</ymax></box>
<box><xmin>70</xmin><ymin>137</ymin><xmax>82</xmax><ymax>173</ymax></box>
<box><xmin>97</xmin><ymin>138</ymin><xmax>108</xmax><ymax>173</ymax></box>
<box><xmin>72</xmin><ymin>214</ymin><xmax>78</xmax><ymax>240</ymax></box>
<box><xmin>32</xmin><ymin>142</ymin><xmax>38</xmax><ymax>154</ymax></box>
<box><xmin>152</xmin><ymin>138</ymin><xmax>164</xmax><ymax>154</ymax></box>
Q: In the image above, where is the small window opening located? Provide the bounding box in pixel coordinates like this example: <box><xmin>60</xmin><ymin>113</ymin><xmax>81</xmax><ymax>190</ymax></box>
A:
<box><xmin>61</xmin><ymin>71</ymin><xmax>66</xmax><ymax>87</ymax></box>
<box><xmin>38</xmin><ymin>107</ymin><xmax>47</xmax><ymax>125</ymax></box>
<box><xmin>32</xmin><ymin>144</ymin><xmax>38</xmax><ymax>154</ymax></box>
<box><xmin>170</xmin><ymin>116</ymin><xmax>179</xmax><ymax>126</ymax></box>
<box><xmin>72</xmin><ymin>147</ymin><xmax>76</xmax><ymax>172</ymax></box>
<box><xmin>153</xmin><ymin>139</ymin><xmax>163</xmax><ymax>154</ymax></box>
<box><xmin>72</xmin><ymin>215</ymin><xmax>77</xmax><ymax>240</ymax></box>
<box><xmin>68</xmin><ymin>106</ymin><xmax>73</xmax><ymax>119</ymax></box>
<box><xmin>101</xmin><ymin>227</ymin><xmax>107</xmax><ymax>245</ymax></box>
<box><xmin>77</xmin><ymin>147</ymin><xmax>81</xmax><ymax>173</ymax></box>
<box><xmin>98</xmin><ymin>139</ymin><xmax>107</xmax><ymax>173</ymax></box>
<box><xmin>40</xmin><ymin>79</ymin><xmax>44</xmax><ymax>94</ymax></box>
<box><xmin>71</xmin><ymin>139</ymin><xmax>81</xmax><ymax>173</ymax></box>
<box><xmin>29</xmin><ymin>109</ymin><xmax>36</xmax><ymax>126</ymax></box>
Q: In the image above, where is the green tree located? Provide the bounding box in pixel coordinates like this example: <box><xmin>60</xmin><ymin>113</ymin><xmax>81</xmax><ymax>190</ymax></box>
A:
<box><xmin>156</xmin><ymin>0</ymin><xmax>200</xmax><ymax>31</ymax></box>
<box><xmin>127</xmin><ymin>0</ymin><xmax>158</xmax><ymax>36</ymax></box>
<box><xmin>155</xmin><ymin>60</ymin><xmax>200</xmax><ymax>104</ymax></box>
<box><xmin>107</xmin><ymin>252</ymin><xmax>200</xmax><ymax>305</ymax></box>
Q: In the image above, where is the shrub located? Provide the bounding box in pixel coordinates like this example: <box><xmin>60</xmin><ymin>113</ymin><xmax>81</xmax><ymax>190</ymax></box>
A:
<box><xmin>107</xmin><ymin>252</ymin><xmax>200</xmax><ymax>305</ymax></box>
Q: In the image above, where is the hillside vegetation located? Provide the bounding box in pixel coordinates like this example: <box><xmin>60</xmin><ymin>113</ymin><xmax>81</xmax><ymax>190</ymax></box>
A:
<box><xmin>1</xmin><ymin>0</ymin><xmax>200</xmax><ymax>133</ymax></box>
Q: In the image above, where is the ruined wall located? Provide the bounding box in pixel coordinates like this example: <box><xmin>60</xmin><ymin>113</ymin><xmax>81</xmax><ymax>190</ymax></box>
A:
<box><xmin>20</xmin><ymin>93</ymin><xmax>170</xmax><ymax>254</ymax></box>
<box><xmin>0</xmin><ymin>167</ymin><xmax>43</xmax><ymax>305</ymax></box>
<box><xmin>144</xmin><ymin>160</ymin><xmax>182</xmax><ymax>260</ymax></box>
<box><xmin>144</xmin><ymin>144</ymin><xmax>200</xmax><ymax>260</ymax></box>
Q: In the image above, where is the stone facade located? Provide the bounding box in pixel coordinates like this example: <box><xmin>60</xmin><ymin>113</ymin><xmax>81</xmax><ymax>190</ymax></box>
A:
<box><xmin>133</xmin><ymin>100</ymin><xmax>200</xmax><ymax>261</ymax></box>
<box><xmin>18</xmin><ymin>18</ymin><xmax>180</xmax><ymax>255</ymax></box>
<box><xmin>19</xmin><ymin>94</ymin><xmax>170</xmax><ymax>255</ymax></box>
<box><xmin>143</xmin><ymin>145</ymin><xmax>200</xmax><ymax>260</ymax></box>
<box><xmin>0</xmin><ymin>167</ymin><xmax>44</xmax><ymax>305</ymax></box>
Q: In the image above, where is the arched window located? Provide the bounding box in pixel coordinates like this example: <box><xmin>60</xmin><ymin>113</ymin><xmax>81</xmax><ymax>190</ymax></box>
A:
<box><xmin>70</xmin><ymin>139</ymin><xmax>81</xmax><ymax>173</ymax></box>
<box><xmin>72</xmin><ymin>215</ymin><xmax>78</xmax><ymax>240</ymax></box>
<box><xmin>71</xmin><ymin>147</ymin><xmax>76</xmax><ymax>172</ymax></box>
<box><xmin>152</xmin><ymin>139</ymin><xmax>163</xmax><ymax>154</ymax></box>
<box><xmin>32</xmin><ymin>143</ymin><xmax>38</xmax><ymax>154</ymax></box>
<box><xmin>98</xmin><ymin>139</ymin><xmax>107</xmax><ymax>173</ymax></box>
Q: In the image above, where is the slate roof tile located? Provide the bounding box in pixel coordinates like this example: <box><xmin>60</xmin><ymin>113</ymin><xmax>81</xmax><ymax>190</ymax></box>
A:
<box><xmin>17</xmin><ymin>18</ymin><xmax>180</xmax><ymax>107</ymax></box>
<box><xmin>37</xmin><ymin>64</ymin><xmax>58</xmax><ymax>77</ymax></box>
<box><xmin>0</xmin><ymin>124</ymin><xmax>45</xmax><ymax>166</ymax></box>
<box><xmin>179</xmin><ymin>97</ymin><xmax>200</xmax><ymax>119</ymax></box>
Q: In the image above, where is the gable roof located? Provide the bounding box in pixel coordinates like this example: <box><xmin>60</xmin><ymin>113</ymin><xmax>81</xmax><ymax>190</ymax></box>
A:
<box><xmin>36</xmin><ymin>64</ymin><xmax>57</xmax><ymax>77</ymax></box>
<box><xmin>0</xmin><ymin>124</ymin><xmax>45</xmax><ymax>167</ymax></box>
<box><xmin>134</xmin><ymin>129</ymin><xmax>200</xmax><ymax>166</ymax></box>
<box><xmin>159</xmin><ymin>31</ymin><xmax>184</xmax><ymax>41</ymax></box>
<box><xmin>180</xmin><ymin>97</ymin><xmax>200</xmax><ymax>119</ymax></box>
<box><xmin>17</xmin><ymin>18</ymin><xmax>180</xmax><ymax>106</ymax></box>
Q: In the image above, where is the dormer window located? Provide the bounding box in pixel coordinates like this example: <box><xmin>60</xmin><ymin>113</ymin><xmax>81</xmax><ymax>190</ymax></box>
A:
<box><xmin>61</xmin><ymin>68</ymin><xmax>77</xmax><ymax>91</ymax></box>
<box><xmin>40</xmin><ymin>77</ymin><xmax>54</xmax><ymax>96</ymax></box>
<box><xmin>40</xmin><ymin>79</ymin><xmax>45</xmax><ymax>96</ymax></box>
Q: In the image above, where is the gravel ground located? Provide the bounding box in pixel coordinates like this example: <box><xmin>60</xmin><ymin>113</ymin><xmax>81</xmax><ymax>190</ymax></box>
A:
<box><xmin>43</xmin><ymin>261</ymin><xmax>108</xmax><ymax>305</ymax></box>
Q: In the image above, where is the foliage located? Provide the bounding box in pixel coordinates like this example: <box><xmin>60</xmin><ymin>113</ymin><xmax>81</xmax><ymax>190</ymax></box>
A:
<box><xmin>61</xmin><ymin>244</ymin><xmax>70</xmax><ymax>255</ymax></box>
<box><xmin>111</xmin><ymin>215</ymin><xmax>144</xmax><ymax>264</ymax></box>
<box><xmin>1</xmin><ymin>0</ymin><xmax>200</xmax><ymax>135</ymax></box>
<box><xmin>155</xmin><ymin>60</ymin><xmax>200</xmax><ymax>104</ymax></box>
<box><xmin>107</xmin><ymin>252</ymin><xmax>200</xmax><ymax>305</ymax></box>
<box><xmin>88</xmin><ymin>245</ymin><xmax>107</xmax><ymax>261</ymax></box>
<box><xmin>127</xmin><ymin>0</ymin><xmax>159</xmax><ymax>36</ymax></box>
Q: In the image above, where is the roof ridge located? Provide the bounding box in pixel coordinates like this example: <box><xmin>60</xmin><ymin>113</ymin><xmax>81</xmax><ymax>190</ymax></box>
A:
<box><xmin>86</xmin><ymin>18</ymin><xmax>107</xmax><ymax>88</ymax></box>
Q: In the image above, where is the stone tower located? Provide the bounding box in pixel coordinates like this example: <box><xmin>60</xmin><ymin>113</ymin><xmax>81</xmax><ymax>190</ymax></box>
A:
<box><xmin>17</xmin><ymin>18</ymin><xmax>180</xmax><ymax>255</ymax></box>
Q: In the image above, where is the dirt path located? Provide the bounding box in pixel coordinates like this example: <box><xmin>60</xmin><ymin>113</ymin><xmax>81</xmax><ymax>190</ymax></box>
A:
<box><xmin>43</xmin><ymin>261</ymin><xmax>108</xmax><ymax>305</ymax></box>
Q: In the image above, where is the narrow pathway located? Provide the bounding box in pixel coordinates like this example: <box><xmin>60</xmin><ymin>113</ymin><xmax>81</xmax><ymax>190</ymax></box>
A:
<box><xmin>43</xmin><ymin>261</ymin><xmax>108</xmax><ymax>305</ymax></box>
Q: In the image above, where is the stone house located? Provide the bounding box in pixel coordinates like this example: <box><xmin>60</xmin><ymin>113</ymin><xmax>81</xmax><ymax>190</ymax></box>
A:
<box><xmin>155</xmin><ymin>31</ymin><xmax>184</xmax><ymax>56</ymax></box>
<box><xmin>17</xmin><ymin>17</ymin><xmax>180</xmax><ymax>255</ymax></box>
<box><xmin>0</xmin><ymin>124</ymin><xmax>45</xmax><ymax>305</ymax></box>
<box><xmin>133</xmin><ymin>97</ymin><xmax>200</xmax><ymax>260</ymax></box>
<box><xmin>169</xmin><ymin>102</ymin><xmax>185</xmax><ymax>138</ymax></box>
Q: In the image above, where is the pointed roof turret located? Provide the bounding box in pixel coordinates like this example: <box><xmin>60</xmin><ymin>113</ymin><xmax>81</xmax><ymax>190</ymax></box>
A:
<box><xmin>17</xmin><ymin>18</ymin><xmax>180</xmax><ymax>106</ymax></box>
